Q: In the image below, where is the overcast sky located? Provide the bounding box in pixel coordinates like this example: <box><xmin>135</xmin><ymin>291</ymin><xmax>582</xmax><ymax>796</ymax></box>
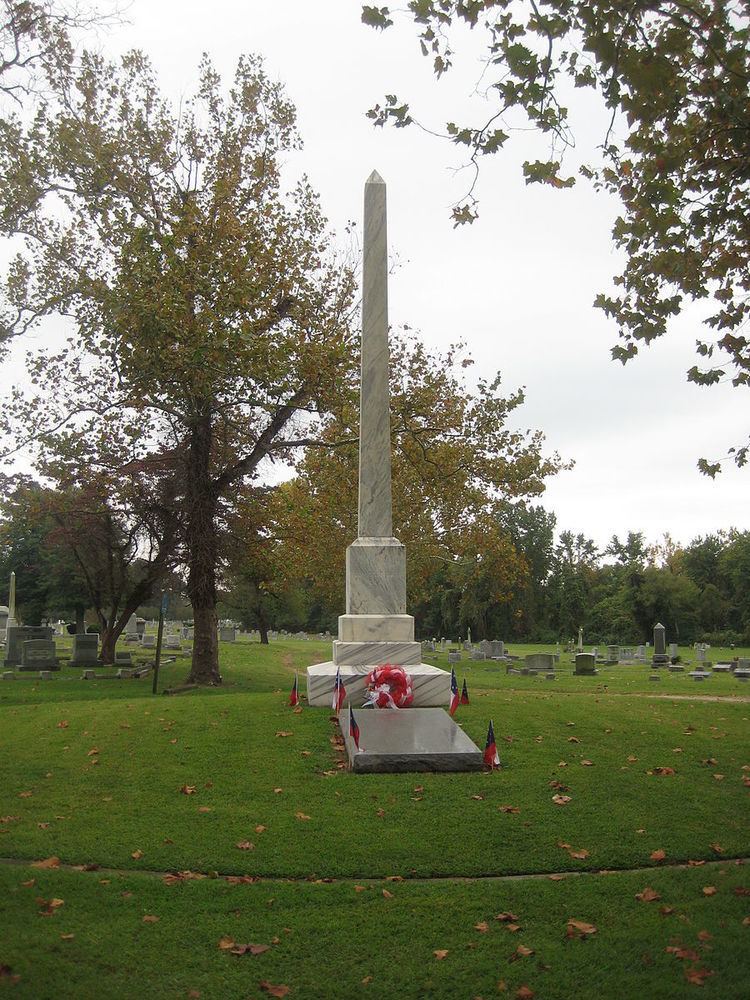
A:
<box><xmin>6</xmin><ymin>0</ymin><xmax>748</xmax><ymax>550</ymax></box>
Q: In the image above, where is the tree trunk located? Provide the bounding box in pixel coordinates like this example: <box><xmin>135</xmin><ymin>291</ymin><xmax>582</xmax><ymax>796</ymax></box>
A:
<box><xmin>258</xmin><ymin>611</ymin><xmax>269</xmax><ymax>645</ymax></box>
<box><xmin>100</xmin><ymin>628</ymin><xmax>116</xmax><ymax>664</ymax></box>
<box><xmin>185</xmin><ymin>408</ymin><xmax>222</xmax><ymax>685</ymax></box>
<box><xmin>75</xmin><ymin>605</ymin><xmax>85</xmax><ymax>634</ymax></box>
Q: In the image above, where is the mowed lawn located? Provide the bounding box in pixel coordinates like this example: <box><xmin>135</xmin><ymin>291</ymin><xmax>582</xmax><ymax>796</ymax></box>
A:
<box><xmin>1</xmin><ymin>640</ymin><xmax>749</xmax><ymax>998</ymax></box>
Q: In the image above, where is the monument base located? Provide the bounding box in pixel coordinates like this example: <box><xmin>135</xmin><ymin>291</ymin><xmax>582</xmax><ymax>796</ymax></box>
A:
<box><xmin>340</xmin><ymin>707</ymin><xmax>483</xmax><ymax>773</ymax></box>
<box><xmin>306</xmin><ymin>661</ymin><xmax>450</xmax><ymax>707</ymax></box>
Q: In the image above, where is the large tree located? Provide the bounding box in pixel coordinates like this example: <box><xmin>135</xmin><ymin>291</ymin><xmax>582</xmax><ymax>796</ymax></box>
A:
<box><xmin>362</xmin><ymin>1</ymin><xmax>750</xmax><ymax>472</ymax></box>
<box><xmin>0</xmin><ymin>51</ymin><xmax>356</xmax><ymax>683</ymax></box>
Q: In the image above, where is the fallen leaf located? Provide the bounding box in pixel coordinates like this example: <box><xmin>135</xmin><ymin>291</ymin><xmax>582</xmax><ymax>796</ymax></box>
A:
<box><xmin>702</xmin><ymin>886</ymin><xmax>717</xmax><ymax>896</ymax></box>
<box><xmin>180</xmin><ymin>785</ymin><xmax>196</xmax><ymax>795</ymax></box>
<box><xmin>142</xmin><ymin>915</ymin><xmax>159</xmax><ymax>923</ymax></box>
<box><xmin>354</xmin><ymin>885</ymin><xmax>367</xmax><ymax>893</ymax></box>
<box><xmin>742</xmin><ymin>916</ymin><xmax>750</xmax><ymax>926</ymax></box>
<box><xmin>198</xmin><ymin>806</ymin><xmax>212</xmax><ymax>813</ymax></box>
<box><xmin>275</xmin><ymin>731</ymin><xmax>293</xmax><ymax>738</ymax></box>
<box><xmin>86</xmin><ymin>747</ymin><xmax>99</xmax><ymax>756</ymax></box>
<box><xmin>635</xmin><ymin>887</ymin><xmax>661</xmax><ymax>902</ymax></box>
<box><xmin>515</xmin><ymin>987</ymin><xmax>534</xmax><ymax>999</ymax></box>
<box><xmin>131</xmin><ymin>849</ymin><xmax>144</xmax><ymax>860</ymax></box>
<box><xmin>293</xmin><ymin>707</ymin><xmax>303</xmax><ymax>715</ymax></box>
<box><xmin>235</xmin><ymin>841</ymin><xmax>255</xmax><ymax>851</ymax></box>
<box><xmin>231</xmin><ymin>943</ymin><xmax>271</xmax><ymax>956</ymax></box>
<box><xmin>710</xmin><ymin>843</ymin><xmax>725</xmax><ymax>855</ymax></box>
<box><xmin>580</xmin><ymin>760</ymin><xmax>593</xmax><ymax>766</ymax></box>
<box><xmin>666</xmin><ymin>946</ymin><xmax>700</xmax><ymax>961</ymax></box>
<box><xmin>362</xmin><ymin>976</ymin><xmax>373</xmax><ymax>985</ymax></box>
<box><xmin>471</xmin><ymin>794</ymin><xmax>485</xmax><ymax>801</ymax></box>
<box><xmin>258</xmin><ymin>981</ymin><xmax>290</xmax><ymax>997</ymax></box>
<box><xmin>474</xmin><ymin>922</ymin><xmax>489</xmax><ymax>933</ymax></box>
<box><xmin>382</xmin><ymin>889</ymin><xmax>393</xmax><ymax>899</ymax></box>
<box><xmin>31</xmin><ymin>856</ymin><xmax>60</xmax><ymax>869</ymax></box>
<box><xmin>495</xmin><ymin>912</ymin><xmax>520</xmax><ymax>923</ymax></box>
<box><xmin>413</xmin><ymin>785</ymin><xmax>424</xmax><ymax>793</ymax></box>
<box><xmin>659</xmin><ymin>906</ymin><xmax>675</xmax><ymax>916</ymax></box>
<box><xmin>294</xmin><ymin>812</ymin><xmax>311</xmax><ymax>821</ymax></box>
<box><xmin>60</xmin><ymin>933</ymin><xmax>74</xmax><ymax>940</ymax></box>
<box><xmin>567</xmin><ymin>736</ymin><xmax>581</xmax><ymax>743</ymax></box>
<box><xmin>566</xmin><ymin>919</ymin><xmax>597</xmax><ymax>938</ymax></box>
<box><xmin>218</xmin><ymin>936</ymin><xmax>236</xmax><ymax>950</ymax></box>
<box><xmin>627</xmin><ymin>755</ymin><xmax>638</xmax><ymax>763</ymax></box>
<box><xmin>552</xmin><ymin>794</ymin><xmax>572</xmax><ymax>805</ymax></box>
<box><xmin>688</xmin><ymin>860</ymin><xmax>706</xmax><ymax>867</ymax></box>
<box><xmin>433</xmin><ymin>950</ymin><xmax>449</xmax><ymax>960</ymax></box>
<box><xmin>650</xmin><ymin>767</ymin><xmax>676</xmax><ymax>776</ymax></box>
<box><xmin>514</xmin><ymin>944</ymin><xmax>534</xmax><ymax>958</ymax></box>
<box><xmin>498</xmin><ymin>805</ymin><xmax>521</xmax><ymax>814</ymax></box>
<box><xmin>273</xmin><ymin>788</ymin><xmax>283</xmax><ymax>794</ymax></box>
<box><xmin>569</xmin><ymin>849</ymin><xmax>590</xmax><ymax>860</ymax></box>
<box><xmin>18</xmin><ymin>791</ymin><xmax>32</xmax><ymax>798</ymax></box>
<box><xmin>56</xmin><ymin>721</ymin><xmax>69</xmax><ymax>729</ymax></box>
<box><xmin>697</xmin><ymin>930</ymin><xmax>713</xmax><ymax>942</ymax></box>
<box><xmin>650</xmin><ymin>849</ymin><xmax>666</xmax><ymax>862</ymax></box>
<box><xmin>20</xmin><ymin>879</ymin><xmax>35</xmax><ymax>887</ymax></box>
<box><xmin>713</xmin><ymin>774</ymin><xmax>725</xmax><ymax>781</ymax></box>
<box><xmin>548</xmin><ymin>874</ymin><xmax>564</xmax><ymax>881</ymax></box>
<box><xmin>684</xmin><ymin>967</ymin><xmax>714</xmax><ymax>986</ymax></box>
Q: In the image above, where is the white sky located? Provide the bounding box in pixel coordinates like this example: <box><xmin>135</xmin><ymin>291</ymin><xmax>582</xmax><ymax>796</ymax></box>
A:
<box><xmin>5</xmin><ymin>0</ymin><xmax>748</xmax><ymax>550</ymax></box>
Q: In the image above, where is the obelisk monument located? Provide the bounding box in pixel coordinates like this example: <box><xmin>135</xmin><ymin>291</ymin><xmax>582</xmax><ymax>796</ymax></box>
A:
<box><xmin>7</xmin><ymin>571</ymin><xmax>16</xmax><ymax>628</ymax></box>
<box><xmin>306</xmin><ymin>172</ymin><xmax>449</xmax><ymax>706</ymax></box>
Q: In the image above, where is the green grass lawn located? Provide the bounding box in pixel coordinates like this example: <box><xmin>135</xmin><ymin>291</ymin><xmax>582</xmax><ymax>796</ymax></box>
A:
<box><xmin>1</xmin><ymin>639</ymin><xmax>749</xmax><ymax>998</ymax></box>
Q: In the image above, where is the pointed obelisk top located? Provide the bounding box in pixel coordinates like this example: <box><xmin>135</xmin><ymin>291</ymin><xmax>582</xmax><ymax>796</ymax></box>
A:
<box><xmin>366</xmin><ymin>169</ymin><xmax>385</xmax><ymax>185</ymax></box>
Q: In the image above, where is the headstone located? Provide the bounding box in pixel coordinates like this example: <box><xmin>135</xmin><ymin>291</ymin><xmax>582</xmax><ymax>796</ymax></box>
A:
<box><xmin>471</xmin><ymin>650</ymin><xmax>486</xmax><ymax>661</ymax></box>
<box><xmin>651</xmin><ymin>622</ymin><xmax>669</xmax><ymax>666</ymax></box>
<box><xmin>116</xmin><ymin>668</ymin><xmax>135</xmax><ymax>679</ymax></box>
<box><xmin>38</xmin><ymin>670</ymin><xmax>54</xmax><ymax>680</ymax></box>
<box><xmin>2</xmin><ymin>670</ymin><xmax>15</xmax><ymax>680</ymax></box>
<box><xmin>447</xmin><ymin>652</ymin><xmax>461</xmax><ymax>664</ymax></box>
<box><xmin>114</xmin><ymin>651</ymin><xmax>133</xmax><ymax>666</ymax></box>
<box><xmin>712</xmin><ymin>662</ymin><xmax>731</xmax><ymax>673</ymax></box>
<box><xmin>135</xmin><ymin>617</ymin><xmax>146</xmax><ymax>637</ymax></box>
<box><xmin>696</xmin><ymin>646</ymin><xmax>706</xmax><ymax>662</ymax></box>
<box><xmin>649</xmin><ymin>674</ymin><xmax>661</xmax><ymax>682</ymax></box>
<box><xmin>126</xmin><ymin>614</ymin><xmax>138</xmax><ymax>634</ymax></box>
<box><xmin>4</xmin><ymin>625</ymin><xmax>54</xmax><ymax>666</ymax></box>
<box><xmin>219</xmin><ymin>627</ymin><xmax>236</xmax><ymax>643</ymax></box>
<box><xmin>165</xmin><ymin>636</ymin><xmax>181</xmax><ymax>650</ymax></box>
<box><xmin>463</xmin><ymin>640</ymin><xmax>472</xmax><ymax>651</ymax></box>
<box><xmin>0</xmin><ymin>605</ymin><xmax>8</xmax><ymax>634</ymax></box>
<box><xmin>574</xmin><ymin>653</ymin><xmax>597</xmax><ymax>675</ymax></box>
<box><xmin>636</xmin><ymin>644</ymin><xmax>646</xmax><ymax>661</ymax></box>
<box><xmin>606</xmin><ymin>645</ymin><xmax>619</xmax><ymax>664</ymax></box>
<box><xmin>479</xmin><ymin>640</ymin><xmax>492</xmax><ymax>656</ymax></box>
<box><xmin>490</xmin><ymin>640</ymin><xmax>505</xmax><ymax>658</ymax></box>
<box><xmin>141</xmin><ymin>634</ymin><xmax>156</xmax><ymax>649</ymax></box>
<box><xmin>20</xmin><ymin>639</ymin><xmax>58</xmax><ymax>671</ymax></box>
<box><xmin>340</xmin><ymin>708</ymin><xmax>482</xmax><ymax>773</ymax></box>
<box><xmin>81</xmin><ymin>669</ymin><xmax>97</xmax><ymax>680</ymax></box>
<box><xmin>669</xmin><ymin>643</ymin><xmax>678</xmax><ymax>658</ymax></box>
<box><xmin>71</xmin><ymin>633</ymin><xmax>98</xmax><ymax>666</ymax></box>
<box><xmin>525</xmin><ymin>652</ymin><xmax>555</xmax><ymax>673</ymax></box>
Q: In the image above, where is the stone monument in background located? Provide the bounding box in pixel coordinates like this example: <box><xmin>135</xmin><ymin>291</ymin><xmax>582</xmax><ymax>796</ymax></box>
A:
<box><xmin>307</xmin><ymin>172</ymin><xmax>450</xmax><ymax>708</ymax></box>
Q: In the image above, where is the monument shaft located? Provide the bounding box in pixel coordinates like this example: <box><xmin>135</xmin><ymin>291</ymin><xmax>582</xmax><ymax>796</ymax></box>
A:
<box><xmin>359</xmin><ymin>173</ymin><xmax>393</xmax><ymax>539</ymax></box>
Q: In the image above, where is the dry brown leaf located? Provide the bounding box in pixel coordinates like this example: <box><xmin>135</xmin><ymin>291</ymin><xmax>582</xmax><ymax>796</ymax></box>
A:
<box><xmin>362</xmin><ymin>976</ymin><xmax>373</xmax><ymax>985</ymax></box>
<box><xmin>710</xmin><ymin>843</ymin><xmax>725</xmax><ymax>854</ymax></box>
<box><xmin>382</xmin><ymin>889</ymin><xmax>393</xmax><ymax>899</ymax></box>
<box><xmin>354</xmin><ymin>885</ymin><xmax>367</xmax><ymax>892</ymax></box>
<box><xmin>552</xmin><ymin>794</ymin><xmax>572</xmax><ymax>805</ymax></box>
<box><xmin>56</xmin><ymin>721</ymin><xmax>69</xmax><ymax>729</ymax></box>
<box><xmin>697</xmin><ymin>930</ymin><xmax>713</xmax><ymax>942</ymax></box>
<box><xmin>275</xmin><ymin>731</ymin><xmax>293</xmax><ymax>738</ymax></box>
<box><xmin>495</xmin><ymin>912</ymin><xmax>520</xmax><ymax>923</ymax></box>
<box><xmin>293</xmin><ymin>707</ymin><xmax>303</xmax><ymax>715</ymax></box>
<box><xmin>566</xmin><ymin>919</ymin><xmax>597</xmax><ymax>938</ymax></box>
<box><xmin>231</xmin><ymin>943</ymin><xmax>271</xmax><ymax>956</ymax></box>
<box><xmin>580</xmin><ymin>760</ymin><xmax>594</xmax><ymax>766</ymax></box>
<box><xmin>218</xmin><ymin>936</ymin><xmax>236</xmax><ymax>950</ymax></box>
<box><xmin>567</xmin><ymin>736</ymin><xmax>581</xmax><ymax>743</ymax></box>
<box><xmin>650</xmin><ymin>767</ymin><xmax>676</xmax><ymax>776</ymax></box>
<box><xmin>635</xmin><ymin>887</ymin><xmax>661</xmax><ymax>902</ymax></box>
<box><xmin>31</xmin><ymin>856</ymin><xmax>60</xmax><ymax>869</ymax></box>
<box><xmin>235</xmin><ymin>841</ymin><xmax>255</xmax><ymax>851</ymax></box>
<box><xmin>18</xmin><ymin>791</ymin><xmax>32</xmax><ymax>798</ymax></box>
<box><xmin>627</xmin><ymin>755</ymin><xmax>638</xmax><ymax>763</ymax></box>
<box><xmin>650</xmin><ymin>849</ymin><xmax>666</xmax><ymax>862</ymax></box>
<box><xmin>514</xmin><ymin>944</ymin><xmax>534</xmax><ymax>957</ymax></box>
<box><xmin>684</xmin><ymin>967</ymin><xmax>714</xmax><ymax>986</ymax></box>
<box><xmin>20</xmin><ymin>879</ymin><xmax>35</xmax><ymax>887</ymax></box>
<box><xmin>741</xmin><ymin>916</ymin><xmax>750</xmax><ymax>926</ymax></box>
<box><xmin>666</xmin><ymin>946</ymin><xmax>700</xmax><ymax>961</ymax></box>
<box><xmin>702</xmin><ymin>886</ymin><xmax>717</xmax><ymax>896</ymax></box>
<box><xmin>498</xmin><ymin>805</ymin><xmax>521</xmax><ymax>814</ymax></box>
<box><xmin>295</xmin><ymin>811</ymin><xmax>311</xmax><ymax>821</ymax></box>
<box><xmin>433</xmin><ymin>949</ymin><xmax>449</xmax><ymax>960</ymax></box>
<box><xmin>474</xmin><ymin>922</ymin><xmax>489</xmax><ymax>933</ymax></box>
<box><xmin>659</xmin><ymin>906</ymin><xmax>675</xmax><ymax>916</ymax></box>
<box><xmin>505</xmin><ymin>923</ymin><xmax>522</xmax><ymax>933</ymax></box>
<box><xmin>179</xmin><ymin>785</ymin><xmax>196</xmax><ymax>795</ymax></box>
<box><xmin>516</xmin><ymin>987</ymin><xmax>534</xmax><ymax>999</ymax></box>
<box><xmin>548</xmin><ymin>874</ymin><xmax>564</xmax><ymax>881</ymax></box>
<box><xmin>713</xmin><ymin>774</ymin><xmax>724</xmax><ymax>781</ymax></box>
<box><xmin>142</xmin><ymin>915</ymin><xmax>159</xmax><ymax>923</ymax></box>
<box><xmin>131</xmin><ymin>849</ymin><xmax>144</xmax><ymax>860</ymax></box>
<box><xmin>198</xmin><ymin>806</ymin><xmax>212</xmax><ymax>813</ymax></box>
<box><xmin>60</xmin><ymin>933</ymin><xmax>74</xmax><ymax>940</ymax></box>
<box><xmin>569</xmin><ymin>849</ymin><xmax>590</xmax><ymax>860</ymax></box>
<box><xmin>471</xmin><ymin>794</ymin><xmax>485</xmax><ymax>801</ymax></box>
<box><xmin>258</xmin><ymin>980</ymin><xmax>290</xmax><ymax>997</ymax></box>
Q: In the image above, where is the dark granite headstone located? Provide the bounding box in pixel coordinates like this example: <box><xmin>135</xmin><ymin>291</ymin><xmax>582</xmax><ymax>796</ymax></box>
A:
<box><xmin>340</xmin><ymin>708</ymin><xmax>483</xmax><ymax>773</ymax></box>
<box><xmin>20</xmin><ymin>639</ymin><xmax>58</xmax><ymax>671</ymax></box>
<box><xmin>574</xmin><ymin>653</ymin><xmax>597</xmax><ymax>675</ymax></box>
<box><xmin>71</xmin><ymin>633</ymin><xmax>98</xmax><ymax>665</ymax></box>
<box><xmin>4</xmin><ymin>626</ymin><xmax>54</xmax><ymax>666</ymax></box>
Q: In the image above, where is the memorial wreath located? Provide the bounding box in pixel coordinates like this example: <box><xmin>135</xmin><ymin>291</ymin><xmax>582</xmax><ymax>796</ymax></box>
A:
<box><xmin>364</xmin><ymin>664</ymin><xmax>414</xmax><ymax>709</ymax></box>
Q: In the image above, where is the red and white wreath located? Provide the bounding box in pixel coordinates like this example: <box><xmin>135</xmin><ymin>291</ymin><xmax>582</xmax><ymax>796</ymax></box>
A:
<box><xmin>364</xmin><ymin>664</ymin><xmax>414</xmax><ymax>709</ymax></box>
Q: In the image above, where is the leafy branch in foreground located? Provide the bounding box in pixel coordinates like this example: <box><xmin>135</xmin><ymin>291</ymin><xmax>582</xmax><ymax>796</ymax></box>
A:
<box><xmin>362</xmin><ymin>1</ymin><xmax>750</xmax><ymax>472</ymax></box>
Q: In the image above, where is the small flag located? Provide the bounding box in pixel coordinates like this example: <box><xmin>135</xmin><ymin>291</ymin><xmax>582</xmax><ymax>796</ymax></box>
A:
<box><xmin>289</xmin><ymin>672</ymin><xmax>299</xmax><ymax>707</ymax></box>
<box><xmin>449</xmin><ymin>667</ymin><xmax>459</xmax><ymax>716</ymax></box>
<box><xmin>349</xmin><ymin>704</ymin><xmax>362</xmax><ymax>751</ymax></box>
<box><xmin>484</xmin><ymin>719</ymin><xmax>500</xmax><ymax>768</ymax></box>
<box><xmin>332</xmin><ymin>666</ymin><xmax>346</xmax><ymax>712</ymax></box>
<box><xmin>460</xmin><ymin>678</ymin><xmax>469</xmax><ymax>705</ymax></box>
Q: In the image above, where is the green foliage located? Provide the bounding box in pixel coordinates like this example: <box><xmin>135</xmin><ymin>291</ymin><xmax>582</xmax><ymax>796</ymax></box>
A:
<box><xmin>363</xmin><ymin>1</ymin><xmax>750</xmax><ymax>470</ymax></box>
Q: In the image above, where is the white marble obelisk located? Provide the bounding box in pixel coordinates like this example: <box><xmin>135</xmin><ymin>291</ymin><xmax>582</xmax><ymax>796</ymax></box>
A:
<box><xmin>7</xmin><ymin>571</ymin><xmax>16</xmax><ymax>628</ymax></box>
<box><xmin>306</xmin><ymin>172</ymin><xmax>449</xmax><ymax>707</ymax></box>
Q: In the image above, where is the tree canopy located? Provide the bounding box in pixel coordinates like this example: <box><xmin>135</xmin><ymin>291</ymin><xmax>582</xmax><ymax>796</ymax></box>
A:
<box><xmin>362</xmin><ymin>1</ymin><xmax>750</xmax><ymax>473</ymax></box>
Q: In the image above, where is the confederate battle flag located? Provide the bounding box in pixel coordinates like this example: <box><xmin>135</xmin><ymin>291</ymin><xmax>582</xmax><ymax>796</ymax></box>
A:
<box><xmin>449</xmin><ymin>667</ymin><xmax>459</xmax><ymax>716</ymax></box>
<box><xmin>288</xmin><ymin>672</ymin><xmax>299</xmax><ymax>707</ymax></box>
<box><xmin>332</xmin><ymin>666</ymin><xmax>346</xmax><ymax>712</ymax></box>
<box><xmin>349</xmin><ymin>704</ymin><xmax>362</xmax><ymax>751</ymax></box>
<box><xmin>483</xmin><ymin>719</ymin><xmax>500</xmax><ymax>768</ymax></box>
<box><xmin>460</xmin><ymin>678</ymin><xmax>470</xmax><ymax>705</ymax></box>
